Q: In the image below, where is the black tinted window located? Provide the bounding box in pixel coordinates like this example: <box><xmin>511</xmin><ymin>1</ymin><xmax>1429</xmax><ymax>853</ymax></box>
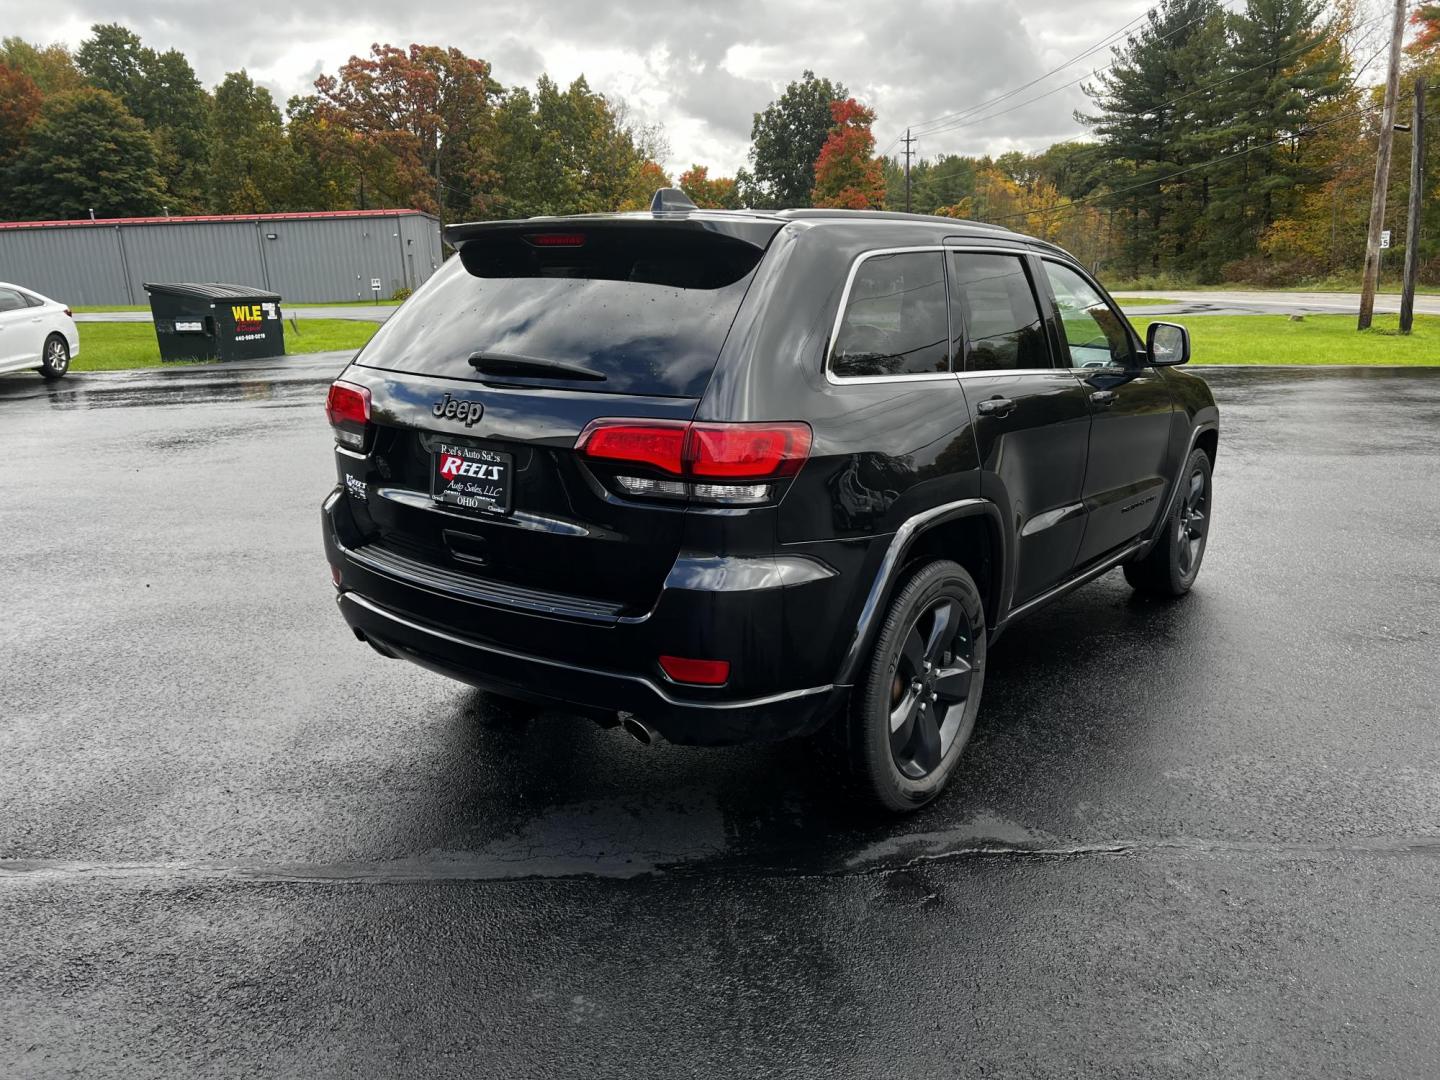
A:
<box><xmin>356</xmin><ymin>227</ymin><xmax>768</xmax><ymax>398</ymax></box>
<box><xmin>0</xmin><ymin>289</ymin><xmax>25</xmax><ymax>313</ymax></box>
<box><xmin>949</xmin><ymin>254</ymin><xmax>1049</xmax><ymax>371</ymax></box>
<box><xmin>829</xmin><ymin>252</ymin><xmax>949</xmax><ymax>378</ymax></box>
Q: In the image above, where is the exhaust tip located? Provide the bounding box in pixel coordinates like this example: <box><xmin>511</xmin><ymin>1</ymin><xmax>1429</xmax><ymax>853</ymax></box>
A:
<box><xmin>620</xmin><ymin>715</ymin><xmax>657</xmax><ymax>747</ymax></box>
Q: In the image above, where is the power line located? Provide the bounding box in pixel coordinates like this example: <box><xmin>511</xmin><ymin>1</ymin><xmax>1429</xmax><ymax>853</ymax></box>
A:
<box><xmin>905</xmin><ymin>7</ymin><xmax>1154</xmax><ymax>137</ymax></box>
<box><xmin>940</xmin><ymin>9</ymin><xmax>1385</xmax><ymax>143</ymax></box>
<box><xmin>912</xmin><ymin>0</ymin><xmax>1368</xmax><ymax>145</ymax></box>
<box><xmin>878</xmin><ymin>4</ymin><xmax>1160</xmax><ymax>156</ymax></box>
<box><xmin>908</xmin><ymin>0</ymin><xmax>1246</xmax><ymax>140</ymax></box>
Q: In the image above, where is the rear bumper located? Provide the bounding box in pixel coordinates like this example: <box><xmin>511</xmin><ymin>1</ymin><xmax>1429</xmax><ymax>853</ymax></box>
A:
<box><xmin>322</xmin><ymin>489</ymin><xmax>852</xmax><ymax>745</ymax></box>
<box><xmin>336</xmin><ymin>590</ymin><xmax>845</xmax><ymax>745</ymax></box>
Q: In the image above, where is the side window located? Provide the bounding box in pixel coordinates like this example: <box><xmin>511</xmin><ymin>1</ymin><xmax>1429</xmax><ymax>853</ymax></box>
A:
<box><xmin>0</xmin><ymin>289</ymin><xmax>27</xmax><ymax>313</ymax></box>
<box><xmin>23</xmin><ymin>292</ymin><xmax>44</xmax><ymax>307</ymax></box>
<box><xmin>948</xmin><ymin>253</ymin><xmax>1050</xmax><ymax>372</ymax></box>
<box><xmin>829</xmin><ymin>251</ymin><xmax>949</xmax><ymax>378</ymax></box>
<box><xmin>1042</xmin><ymin>262</ymin><xmax>1134</xmax><ymax>369</ymax></box>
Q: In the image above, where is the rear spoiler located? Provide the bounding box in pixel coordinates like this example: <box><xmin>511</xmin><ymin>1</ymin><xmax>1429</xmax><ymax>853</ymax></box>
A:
<box><xmin>442</xmin><ymin>214</ymin><xmax>785</xmax><ymax>252</ymax></box>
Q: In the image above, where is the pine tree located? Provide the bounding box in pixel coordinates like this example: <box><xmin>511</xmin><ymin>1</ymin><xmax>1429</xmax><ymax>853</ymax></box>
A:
<box><xmin>1080</xmin><ymin>0</ymin><xmax>1228</xmax><ymax>276</ymax></box>
<box><xmin>1200</xmin><ymin>0</ymin><xmax>1348</xmax><ymax>273</ymax></box>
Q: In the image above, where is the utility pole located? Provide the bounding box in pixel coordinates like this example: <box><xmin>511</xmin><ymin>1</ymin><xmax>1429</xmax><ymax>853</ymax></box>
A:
<box><xmin>1359</xmin><ymin>0</ymin><xmax>1409</xmax><ymax>330</ymax></box>
<box><xmin>1401</xmin><ymin>77</ymin><xmax>1426</xmax><ymax>334</ymax></box>
<box><xmin>902</xmin><ymin>128</ymin><xmax>917</xmax><ymax>213</ymax></box>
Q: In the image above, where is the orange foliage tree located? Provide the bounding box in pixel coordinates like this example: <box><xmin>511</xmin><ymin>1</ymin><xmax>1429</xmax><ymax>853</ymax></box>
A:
<box><xmin>678</xmin><ymin>164</ymin><xmax>739</xmax><ymax>208</ymax></box>
<box><xmin>811</xmin><ymin>98</ymin><xmax>885</xmax><ymax>209</ymax></box>
<box><xmin>0</xmin><ymin>63</ymin><xmax>42</xmax><ymax>165</ymax></box>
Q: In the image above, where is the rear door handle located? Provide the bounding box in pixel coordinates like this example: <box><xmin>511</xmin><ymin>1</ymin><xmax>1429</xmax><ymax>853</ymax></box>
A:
<box><xmin>976</xmin><ymin>396</ymin><xmax>1016</xmax><ymax>417</ymax></box>
<box><xmin>1090</xmin><ymin>390</ymin><xmax>1117</xmax><ymax>407</ymax></box>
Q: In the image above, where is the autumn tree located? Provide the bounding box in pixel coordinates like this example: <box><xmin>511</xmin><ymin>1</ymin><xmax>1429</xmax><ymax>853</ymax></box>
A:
<box><xmin>0</xmin><ymin>37</ymin><xmax>81</xmax><ymax>94</ymax></box>
<box><xmin>3</xmin><ymin>88</ymin><xmax>165</xmax><ymax>219</ymax></box>
<box><xmin>0</xmin><ymin>64</ymin><xmax>42</xmax><ymax>171</ymax></box>
<box><xmin>678</xmin><ymin>164</ymin><xmax>739</xmax><ymax>208</ymax></box>
<box><xmin>618</xmin><ymin>160</ymin><xmax>673</xmax><ymax>210</ymax></box>
<box><xmin>286</xmin><ymin>92</ymin><xmax>392</xmax><ymax>211</ymax></box>
<box><xmin>748</xmin><ymin>70</ymin><xmax>846</xmax><ymax>208</ymax></box>
<box><xmin>490</xmin><ymin>75</ymin><xmax>663</xmax><ymax>217</ymax></box>
<box><xmin>314</xmin><ymin>43</ymin><xmax>501</xmax><ymax>218</ymax></box>
<box><xmin>811</xmin><ymin>98</ymin><xmax>885</xmax><ymax>209</ymax></box>
<box><xmin>208</xmin><ymin>72</ymin><xmax>294</xmax><ymax>213</ymax></box>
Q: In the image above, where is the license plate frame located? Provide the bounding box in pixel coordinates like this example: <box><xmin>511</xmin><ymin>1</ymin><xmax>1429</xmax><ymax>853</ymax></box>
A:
<box><xmin>431</xmin><ymin>442</ymin><xmax>513</xmax><ymax>517</ymax></box>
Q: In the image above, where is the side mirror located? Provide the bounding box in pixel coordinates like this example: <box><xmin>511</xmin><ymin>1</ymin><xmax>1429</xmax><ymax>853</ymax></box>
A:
<box><xmin>1147</xmin><ymin>322</ymin><xmax>1190</xmax><ymax>367</ymax></box>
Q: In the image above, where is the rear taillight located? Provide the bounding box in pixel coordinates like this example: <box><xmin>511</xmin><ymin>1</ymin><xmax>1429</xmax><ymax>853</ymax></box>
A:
<box><xmin>577</xmin><ymin>420</ymin><xmax>811</xmax><ymax>505</ymax></box>
<box><xmin>63</xmin><ymin>307</ymin><xmax>73</xmax><ymax>318</ymax></box>
<box><xmin>326</xmin><ymin>381</ymin><xmax>371</xmax><ymax>451</ymax></box>
<box><xmin>579</xmin><ymin>422</ymin><xmax>687</xmax><ymax>473</ymax></box>
<box><xmin>688</xmin><ymin>424</ymin><xmax>811</xmax><ymax>478</ymax></box>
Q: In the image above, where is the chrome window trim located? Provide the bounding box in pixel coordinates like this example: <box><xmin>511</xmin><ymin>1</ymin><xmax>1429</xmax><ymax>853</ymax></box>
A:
<box><xmin>955</xmin><ymin>368</ymin><xmax>1077</xmax><ymax>381</ymax></box>
<box><xmin>824</xmin><ymin>244</ymin><xmax>1064</xmax><ymax>386</ymax></box>
<box><xmin>823</xmin><ymin>245</ymin><xmax>953</xmax><ymax>386</ymax></box>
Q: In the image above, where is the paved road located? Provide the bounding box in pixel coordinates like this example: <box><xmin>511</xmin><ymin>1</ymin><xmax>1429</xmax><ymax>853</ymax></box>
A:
<box><xmin>1120</xmin><ymin>288</ymin><xmax>1440</xmax><ymax>318</ymax></box>
<box><xmin>74</xmin><ymin>304</ymin><xmax>395</xmax><ymax>324</ymax></box>
<box><xmin>2</xmin><ymin>361</ymin><xmax>1439</xmax><ymax>1078</ymax></box>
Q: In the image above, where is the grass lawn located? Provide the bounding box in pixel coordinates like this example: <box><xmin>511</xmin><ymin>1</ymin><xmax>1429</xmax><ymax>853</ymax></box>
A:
<box><xmin>1140</xmin><ymin>313</ymin><xmax>1440</xmax><ymax>365</ymax></box>
<box><xmin>1113</xmin><ymin>296</ymin><xmax>1186</xmax><ymax>306</ymax></box>
<box><xmin>72</xmin><ymin>319</ymin><xmax>379</xmax><ymax>371</ymax></box>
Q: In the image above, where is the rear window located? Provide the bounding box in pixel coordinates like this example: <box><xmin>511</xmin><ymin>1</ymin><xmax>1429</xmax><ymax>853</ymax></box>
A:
<box><xmin>355</xmin><ymin>226</ymin><xmax>768</xmax><ymax>398</ymax></box>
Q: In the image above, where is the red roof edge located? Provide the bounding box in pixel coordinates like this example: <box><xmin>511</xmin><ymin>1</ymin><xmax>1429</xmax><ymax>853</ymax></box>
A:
<box><xmin>0</xmin><ymin>209</ymin><xmax>437</xmax><ymax>230</ymax></box>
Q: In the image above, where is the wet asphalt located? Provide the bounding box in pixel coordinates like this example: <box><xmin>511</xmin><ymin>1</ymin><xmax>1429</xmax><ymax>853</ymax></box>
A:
<box><xmin>2</xmin><ymin>357</ymin><xmax>1438</xmax><ymax>1078</ymax></box>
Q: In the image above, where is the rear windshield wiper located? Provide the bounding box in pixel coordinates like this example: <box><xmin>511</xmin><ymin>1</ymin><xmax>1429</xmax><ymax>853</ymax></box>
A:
<box><xmin>468</xmin><ymin>352</ymin><xmax>607</xmax><ymax>384</ymax></box>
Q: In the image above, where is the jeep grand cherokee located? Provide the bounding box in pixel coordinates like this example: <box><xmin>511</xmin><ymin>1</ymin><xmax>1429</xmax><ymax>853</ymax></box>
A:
<box><xmin>322</xmin><ymin>189</ymin><xmax>1218</xmax><ymax>811</ymax></box>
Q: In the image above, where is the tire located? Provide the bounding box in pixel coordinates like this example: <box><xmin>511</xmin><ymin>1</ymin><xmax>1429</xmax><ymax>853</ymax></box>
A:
<box><xmin>839</xmin><ymin>559</ymin><xmax>988</xmax><ymax>813</ymax></box>
<box><xmin>39</xmin><ymin>334</ymin><xmax>71</xmax><ymax>380</ymax></box>
<box><xmin>1124</xmin><ymin>447</ymin><xmax>1212</xmax><ymax>597</ymax></box>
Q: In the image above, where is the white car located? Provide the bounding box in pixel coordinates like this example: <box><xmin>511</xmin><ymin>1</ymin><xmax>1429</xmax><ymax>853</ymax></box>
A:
<box><xmin>0</xmin><ymin>283</ymin><xmax>79</xmax><ymax>379</ymax></box>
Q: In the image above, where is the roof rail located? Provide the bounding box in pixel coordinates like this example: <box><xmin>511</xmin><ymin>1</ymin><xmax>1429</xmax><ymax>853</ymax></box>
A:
<box><xmin>775</xmin><ymin>208</ymin><xmax>1014</xmax><ymax>231</ymax></box>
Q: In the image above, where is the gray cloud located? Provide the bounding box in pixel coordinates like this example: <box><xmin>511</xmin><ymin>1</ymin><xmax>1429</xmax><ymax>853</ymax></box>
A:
<box><xmin>2</xmin><ymin>0</ymin><xmax>1154</xmax><ymax>174</ymax></box>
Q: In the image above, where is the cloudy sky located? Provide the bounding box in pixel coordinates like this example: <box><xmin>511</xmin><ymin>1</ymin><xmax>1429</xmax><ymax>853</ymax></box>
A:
<box><xmin>3</xmin><ymin>0</ymin><xmax>1164</xmax><ymax>175</ymax></box>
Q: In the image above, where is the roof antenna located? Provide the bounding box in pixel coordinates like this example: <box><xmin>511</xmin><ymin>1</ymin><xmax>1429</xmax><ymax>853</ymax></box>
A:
<box><xmin>650</xmin><ymin>188</ymin><xmax>697</xmax><ymax>214</ymax></box>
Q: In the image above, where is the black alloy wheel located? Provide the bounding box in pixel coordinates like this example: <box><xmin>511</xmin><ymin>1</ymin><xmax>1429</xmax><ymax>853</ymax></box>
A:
<box><xmin>842</xmin><ymin>559</ymin><xmax>987</xmax><ymax>812</ymax></box>
<box><xmin>1124</xmin><ymin>446</ymin><xmax>1213</xmax><ymax>597</ymax></box>
<box><xmin>888</xmin><ymin>595</ymin><xmax>977</xmax><ymax>780</ymax></box>
<box><xmin>1176</xmin><ymin>461</ymin><xmax>1209</xmax><ymax>581</ymax></box>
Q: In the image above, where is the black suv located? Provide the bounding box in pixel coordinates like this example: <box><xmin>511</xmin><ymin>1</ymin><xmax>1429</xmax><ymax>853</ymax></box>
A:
<box><xmin>322</xmin><ymin>190</ymin><xmax>1218</xmax><ymax>811</ymax></box>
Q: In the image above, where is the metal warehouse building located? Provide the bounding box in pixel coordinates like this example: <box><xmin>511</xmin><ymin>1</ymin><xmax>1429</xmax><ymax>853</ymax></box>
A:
<box><xmin>0</xmin><ymin>209</ymin><xmax>443</xmax><ymax>307</ymax></box>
